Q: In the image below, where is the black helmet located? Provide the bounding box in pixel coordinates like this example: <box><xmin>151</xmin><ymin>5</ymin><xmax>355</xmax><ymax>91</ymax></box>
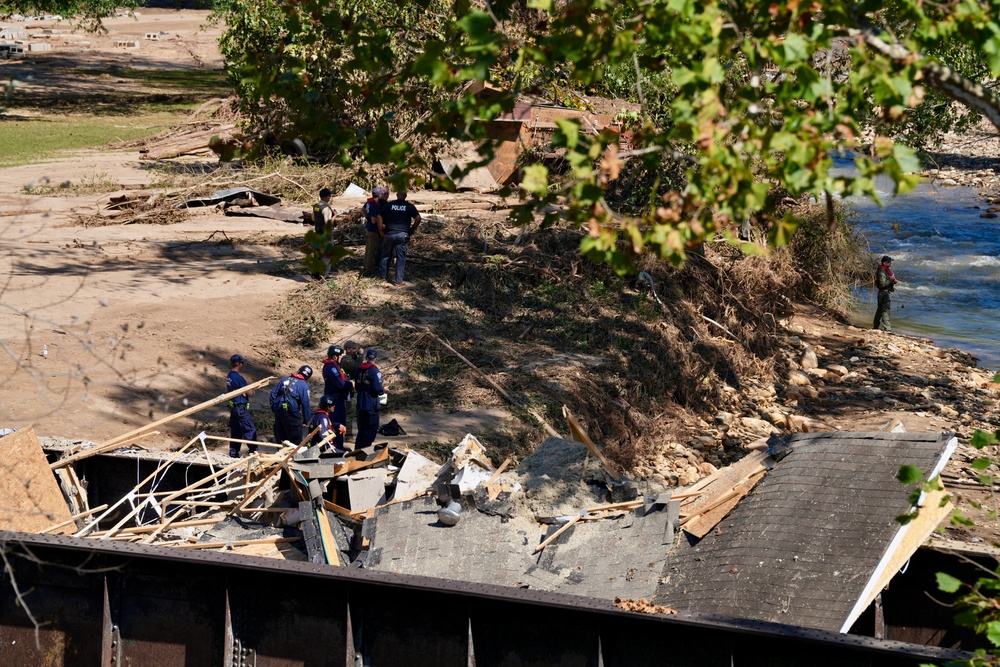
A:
<box><xmin>319</xmin><ymin>395</ymin><xmax>334</xmax><ymax>409</ymax></box>
<box><xmin>881</xmin><ymin>255</ymin><xmax>893</xmax><ymax>264</ymax></box>
<box><xmin>327</xmin><ymin>345</ymin><xmax>344</xmax><ymax>358</ymax></box>
<box><xmin>298</xmin><ymin>365</ymin><xmax>313</xmax><ymax>380</ymax></box>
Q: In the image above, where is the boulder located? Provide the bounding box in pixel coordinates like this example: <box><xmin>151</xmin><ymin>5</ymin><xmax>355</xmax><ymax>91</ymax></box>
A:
<box><xmin>801</xmin><ymin>347</ymin><xmax>819</xmax><ymax>368</ymax></box>
<box><xmin>788</xmin><ymin>370</ymin><xmax>811</xmax><ymax>386</ymax></box>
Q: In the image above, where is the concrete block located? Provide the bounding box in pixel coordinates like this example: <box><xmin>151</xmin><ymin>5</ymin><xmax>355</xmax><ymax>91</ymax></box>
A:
<box><xmin>144</xmin><ymin>32</ymin><xmax>159</xmax><ymax>40</ymax></box>
<box><xmin>114</xmin><ymin>40</ymin><xmax>140</xmax><ymax>49</ymax></box>
<box><xmin>27</xmin><ymin>42</ymin><xmax>51</xmax><ymax>51</ymax></box>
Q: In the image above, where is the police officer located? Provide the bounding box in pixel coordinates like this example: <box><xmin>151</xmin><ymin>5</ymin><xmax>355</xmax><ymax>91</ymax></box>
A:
<box><xmin>873</xmin><ymin>255</ymin><xmax>899</xmax><ymax>331</ymax></box>
<box><xmin>226</xmin><ymin>354</ymin><xmax>258</xmax><ymax>457</ymax></box>
<box><xmin>309</xmin><ymin>396</ymin><xmax>347</xmax><ymax>451</ymax></box>
<box><xmin>313</xmin><ymin>187</ymin><xmax>334</xmax><ymax>235</ymax></box>
<box><xmin>354</xmin><ymin>349</ymin><xmax>385</xmax><ymax>449</ymax></box>
<box><xmin>363</xmin><ymin>187</ymin><xmax>388</xmax><ymax>277</ymax></box>
<box><xmin>341</xmin><ymin>340</ymin><xmax>364</xmax><ymax>438</ymax></box>
<box><xmin>321</xmin><ymin>344</ymin><xmax>353</xmax><ymax>451</ymax></box>
<box><xmin>269</xmin><ymin>365</ymin><xmax>313</xmax><ymax>444</ymax></box>
<box><xmin>378</xmin><ymin>190</ymin><xmax>422</xmax><ymax>286</ymax></box>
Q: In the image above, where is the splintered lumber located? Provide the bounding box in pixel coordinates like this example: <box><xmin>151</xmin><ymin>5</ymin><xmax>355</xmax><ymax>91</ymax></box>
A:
<box><xmin>144</xmin><ymin>122</ymin><xmax>238</xmax><ymax>160</ymax></box>
<box><xmin>485</xmin><ymin>458</ymin><xmax>511</xmax><ymax>487</ymax></box>
<box><xmin>533</xmin><ymin>513</ymin><xmax>583</xmax><ymax>553</ymax></box>
<box><xmin>75</xmin><ymin>433</ymin><xmax>204</xmax><ymax>537</ymax></box>
<box><xmin>40</xmin><ymin>504</ymin><xmax>109</xmax><ymax>534</ymax></box>
<box><xmin>0</xmin><ymin>427</ymin><xmax>75</xmax><ymax>534</ymax></box>
<box><xmin>173</xmin><ymin>536</ymin><xmax>300</xmax><ymax>550</ymax></box>
<box><xmin>85</xmin><ymin>376</ymin><xmax>275</xmax><ymax>455</ymax></box>
<box><xmin>562</xmin><ymin>406</ymin><xmax>623</xmax><ymax>483</ymax></box>
<box><xmin>679</xmin><ymin>450</ymin><xmax>771</xmax><ymax>538</ymax></box>
<box><xmin>584</xmin><ymin>499</ymin><xmax>644</xmax><ymax>513</ymax></box>
<box><xmin>100</xmin><ymin>453</ymin><xmax>258</xmax><ymax>540</ymax></box>
<box><xmin>323</xmin><ymin>500</ymin><xmax>363</xmax><ymax>525</ymax></box>
<box><xmin>233</xmin><ymin>427</ymin><xmax>319</xmax><ymax>514</ymax></box>
<box><xmin>91</xmin><ymin>517</ymin><xmax>221</xmax><ymax>537</ymax></box>
<box><xmin>50</xmin><ymin>431</ymin><xmax>161</xmax><ymax>470</ymax></box>
<box><xmin>316</xmin><ymin>506</ymin><xmax>341</xmax><ymax>566</ymax></box>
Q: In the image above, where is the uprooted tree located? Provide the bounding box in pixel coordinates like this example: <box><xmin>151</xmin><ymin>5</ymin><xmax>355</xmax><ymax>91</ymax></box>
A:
<box><xmin>214</xmin><ymin>0</ymin><xmax>1000</xmax><ymax>273</ymax></box>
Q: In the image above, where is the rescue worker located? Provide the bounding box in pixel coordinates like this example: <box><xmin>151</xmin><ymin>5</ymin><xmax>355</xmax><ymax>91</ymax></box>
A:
<box><xmin>354</xmin><ymin>349</ymin><xmax>385</xmax><ymax>450</ymax></box>
<box><xmin>269</xmin><ymin>365</ymin><xmax>313</xmax><ymax>444</ymax></box>
<box><xmin>341</xmin><ymin>340</ymin><xmax>364</xmax><ymax>438</ymax></box>
<box><xmin>312</xmin><ymin>187</ymin><xmax>334</xmax><ymax>235</ymax></box>
<box><xmin>362</xmin><ymin>187</ymin><xmax>388</xmax><ymax>277</ymax></box>
<box><xmin>309</xmin><ymin>395</ymin><xmax>347</xmax><ymax>452</ymax></box>
<box><xmin>321</xmin><ymin>344</ymin><xmax>353</xmax><ymax>451</ymax></box>
<box><xmin>226</xmin><ymin>354</ymin><xmax>258</xmax><ymax>457</ymax></box>
<box><xmin>873</xmin><ymin>255</ymin><xmax>899</xmax><ymax>331</ymax></box>
<box><xmin>378</xmin><ymin>190</ymin><xmax>422</xmax><ymax>286</ymax></box>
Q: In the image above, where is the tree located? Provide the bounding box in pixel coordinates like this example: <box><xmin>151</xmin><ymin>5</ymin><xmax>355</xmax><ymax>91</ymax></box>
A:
<box><xmin>215</xmin><ymin>0</ymin><xmax>1000</xmax><ymax>273</ymax></box>
<box><xmin>0</xmin><ymin>0</ymin><xmax>139</xmax><ymax>22</ymax></box>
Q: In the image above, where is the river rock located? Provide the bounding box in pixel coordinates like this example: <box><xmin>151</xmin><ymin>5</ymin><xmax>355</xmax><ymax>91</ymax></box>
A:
<box><xmin>826</xmin><ymin>363</ymin><xmax>848</xmax><ymax>377</ymax></box>
<box><xmin>801</xmin><ymin>347</ymin><xmax>819</xmax><ymax>368</ymax></box>
<box><xmin>741</xmin><ymin>417</ymin><xmax>776</xmax><ymax>433</ymax></box>
<box><xmin>940</xmin><ymin>178</ymin><xmax>959</xmax><ymax>186</ymax></box>
<box><xmin>788</xmin><ymin>370</ymin><xmax>811</xmax><ymax>386</ymax></box>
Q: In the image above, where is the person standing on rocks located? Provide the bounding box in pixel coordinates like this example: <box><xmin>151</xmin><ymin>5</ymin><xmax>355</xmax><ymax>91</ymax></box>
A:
<box><xmin>378</xmin><ymin>190</ymin><xmax>421</xmax><ymax>286</ymax></box>
<box><xmin>341</xmin><ymin>341</ymin><xmax>364</xmax><ymax>438</ymax></box>
<box><xmin>226</xmin><ymin>354</ymin><xmax>258</xmax><ymax>458</ymax></box>
<box><xmin>874</xmin><ymin>255</ymin><xmax>899</xmax><ymax>331</ymax></box>
<box><xmin>354</xmin><ymin>349</ymin><xmax>385</xmax><ymax>449</ymax></box>
<box><xmin>321</xmin><ymin>345</ymin><xmax>353</xmax><ymax>451</ymax></box>
<box><xmin>269</xmin><ymin>365</ymin><xmax>313</xmax><ymax>444</ymax></box>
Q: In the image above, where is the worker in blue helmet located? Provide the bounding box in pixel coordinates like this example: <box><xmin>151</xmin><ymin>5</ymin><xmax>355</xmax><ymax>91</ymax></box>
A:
<box><xmin>354</xmin><ymin>349</ymin><xmax>385</xmax><ymax>449</ymax></box>
<box><xmin>321</xmin><ymin>345</ymin><xmax>352</xmax><ymax>450</ymax></box>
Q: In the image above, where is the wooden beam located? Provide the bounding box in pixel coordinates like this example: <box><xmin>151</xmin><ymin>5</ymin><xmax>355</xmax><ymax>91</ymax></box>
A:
<box><xmin>50</xmin><ymin>431</ymin><xmax>162</xmax><ymax>469</ymax></box>
<box><xmin>562</xmin><ymin>406</ymin><xmax>622</xmax><ymax>483</ymax></box>
<box><xmin>74</xmin><ymin>433</ymin><xmax>204</xmax><ymax>537</ymax></box>
<box><xmin>316</xmin><ymin>506</ymin><xmax>341</xmax><ymax>566</ymax></box>
<box><xmin>39</xmin><ymin>504</ymin><xmax>108</xmax><ymax>534</ymax></box>
<box><xmin>233</xmin><ymin>427</ymin><xmax>318</xmax><ymax>514</ymax></box>
<box><xmin>172</xmin><ymin>536</ymin><xmax>300</xmax><ymax>550</ymax></box>
<box><xmin>88</xmin><ymin>376</ymin><xmax>275</xmax><ymax>455</ymax></box>
<box><xmin>533</xmin><ymin>514</ymin><xmax>582</xmax><ymax>553</ymax></box>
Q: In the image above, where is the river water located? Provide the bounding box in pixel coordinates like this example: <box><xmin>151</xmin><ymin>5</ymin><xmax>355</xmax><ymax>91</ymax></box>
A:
<box><xmin>846</xmin><ymin>176</ymin><xmax>1000</xmax><ymax>372</ymax></box>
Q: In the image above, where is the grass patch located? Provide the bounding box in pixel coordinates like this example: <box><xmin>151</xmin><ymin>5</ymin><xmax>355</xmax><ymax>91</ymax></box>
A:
<box><xmin>72</xmin><ymin>68</ymin><xmax>230</xmax><ymax>94</ymax></box>
<box><xmin>0</xmin><ymin>105</ymin><xmax>194</xmax><ymax>168</ymax></box>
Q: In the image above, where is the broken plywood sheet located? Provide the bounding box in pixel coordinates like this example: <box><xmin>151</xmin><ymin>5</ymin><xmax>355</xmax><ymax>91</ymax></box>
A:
<box><xmin>0</xmin><ymin>427</ymin><xmax>74</xmax><ymax>534</ymax></box>
<box><xmin>392</xmin><ymin>450</ymin><xmax>439</xmax><ymax>501</ymax></box>
<box><xmin>347</xmin><ymin>469</ymin><xmax>388</xmax><ymax>512</ymax></box>
<box><xmin>681</xmin><ymin>468</ymin><xmax>767</xmax><ymax>539</ymax></box>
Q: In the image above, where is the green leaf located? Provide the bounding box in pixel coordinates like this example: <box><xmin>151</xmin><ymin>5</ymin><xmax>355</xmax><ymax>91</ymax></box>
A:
<box><xmin>897</xmin><ymin>465</ymin><xmax>923</xmax><ymax>485</ymax></box>
<box><xmin>936</xmin><ymin>572</ymin><xmax>962</xmax><ymax>593</ymax></box>
<box><xmin>782</xmin><ymin>33</ymin><xmax>809</xmax><ymax>62</ymax></box>
<box><xmin>526</xmin><ymin>0</ymin><xmax>552</xmax><ymax>10</ymax></box>
<box><xmin>521</xmin><ymin>165</ymin><xmax>550</xmax><ymax>196</ymax></box>
<box><xmin>987</xmin><ymin>621</ymin><xmax>1000</xmax><ymax>648</ymax></box>
<box><xmin>972</xmin><ymin>457</ymin><xmax>993</xmax><ymax>471</ymax></box>
<box><xmin>971</xmin><ymin>430</ymin><xmax>1000</xmax><ymax>449</ymax></box>
<box><xmin>554</xmin><ymin>118</ymin><xmax>580</xmax><ymax>149</ymax></box>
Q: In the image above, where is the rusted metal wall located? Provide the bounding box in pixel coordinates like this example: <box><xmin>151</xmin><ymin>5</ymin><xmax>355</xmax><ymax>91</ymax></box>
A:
<box><xmin>0</xmin><ymin>532</ymin><xmax>968</xmax><ymax>667</ymax></box>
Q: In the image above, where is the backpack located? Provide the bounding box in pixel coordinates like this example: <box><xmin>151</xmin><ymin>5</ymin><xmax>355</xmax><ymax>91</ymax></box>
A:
<box><xmin>270</xmin><ymin>378</ymin><xmax>293</xmax><ymax>413</ymax></box>
<box><xmin>377</xmin><ymin>419</ymin><xmax>406</xmax><ymax>436</ymax></box>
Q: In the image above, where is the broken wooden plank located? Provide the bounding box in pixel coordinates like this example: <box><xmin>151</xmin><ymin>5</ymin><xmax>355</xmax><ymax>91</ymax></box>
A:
<box><xmin>0</xmin><ymin>427</ymin><xmax>75</xmax><ymax>534</ymax></box>
<box><xmin>77</xmin><ymin>376</ymin><xmax>275</xmax><ymax>459</ymax></box>
<box><xmin>316</xmin><ymin>506</ymin><xmax>341</xmax><ymax>566</ymax></box>
<box><xmin>681</xmin><ymin>469</ymin><xmax>767</xmax><ymax>538</ymax></box>
<box><xmin>533</xmin><ymin>513</ymin><xmax>583</xmax><ymax>554</ymax></box>
<box><xmin>584</xmin><ymin>499</ymin><xmax>644</xmax><ymax>513</ymax></box>
<box><xmin>75</xmin><ymin>433</ymin><xmax>206</xmax><ymax>537</ymax></box>
<box><xmin>562</xmin><ymin>406</ymin><xmax>622</xmax><ymax>483</ymax></box>
<box><xmin>233</xmin><ymin>427</ymin><xmax>318</xmax><ymax>513</ymax></box>
<box><xmin>172</xmin><ymin>536</ymin><xmax>300</xmax><ymax>550</ymax></box>
<box><xmin>49</xmin><ymin>431</ymin><xmax>160</xmax><ymax>470</ymax></box>
<box><xmin>39</xmin><ymin>503</ymin><xmax>108</xmax><ymax>534</ymax></box>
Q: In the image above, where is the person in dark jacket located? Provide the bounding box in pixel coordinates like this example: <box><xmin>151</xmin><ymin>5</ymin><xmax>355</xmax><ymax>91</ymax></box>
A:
<box><xmin>269</xmin><ymin>365</ymin><xmax>313</xmax><ymax>444</ymax></box>
<box><xmin>362</xmin><ymin>187</ymin><xmax>388</xmax><ymax>277</ymax></box>
<box><xmin>378</xmin><ymin>190</ymin><xmax>422</xmax><ymax>286</ymax></box>
<box><xmin>873</xmin><ymin>255</ymin><xmax>899</xmax><ymax>331</ymax></box>
<box><xmin>354</xmin><ymin>349</ymin><xmax>385</xmax><ymax>449</ymax></box>
<box><xmin>321</xmin><ymin>345</ymin><xmax>353</xmax><ymax>451</ymax></box>
<box><xmin>309</xmin><ymin>395</ymin><xmax>347</xmax><ymax>452</ymax></box>
<box><xmin>341</xmin><ymin>340</ymin><xmax>364</xmax><ymax>438</ymax></box>
<box><xmin>226</xmin><ymin>354</ymin><xmax>258</xmax><ymax>458</ymax></box>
